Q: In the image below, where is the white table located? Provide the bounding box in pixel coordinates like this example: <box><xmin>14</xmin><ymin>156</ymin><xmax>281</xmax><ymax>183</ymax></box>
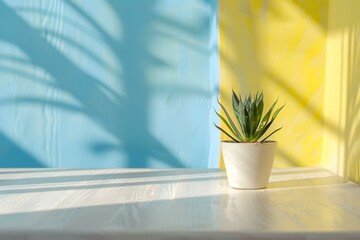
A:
<box><xmin>0</xmin><ymin>168</ymin><xmax>359</xmax><ymax>239</ymax></box>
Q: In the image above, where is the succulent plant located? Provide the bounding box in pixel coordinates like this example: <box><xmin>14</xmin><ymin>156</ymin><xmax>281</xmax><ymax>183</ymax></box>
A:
<box><xmin>214</xmin><ymin>91</ymin><xmax>284</xmax><ymax>143</ymax></box>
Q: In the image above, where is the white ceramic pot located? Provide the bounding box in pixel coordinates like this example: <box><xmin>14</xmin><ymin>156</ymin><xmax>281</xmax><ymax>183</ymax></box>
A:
<box><xmin>221</xmin><ymin>141</ymin><xmax>277</xmax><ymax>189</ymax></box>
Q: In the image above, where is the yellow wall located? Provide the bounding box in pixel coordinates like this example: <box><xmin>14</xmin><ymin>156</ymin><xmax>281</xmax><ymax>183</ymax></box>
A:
<box><xmin>322</xmin><ymin>0</ymin><xmax>360</xmax><ymax>183</ymax></box>
<box><xmin>219</xmin><ymin>0</ymin><xmax>328</xmax><ymax>168</ymax></box>
<box><xmin>219</xmin><ymin>0</ymin><xmax>360</xmax><ymax>184</ymax></box>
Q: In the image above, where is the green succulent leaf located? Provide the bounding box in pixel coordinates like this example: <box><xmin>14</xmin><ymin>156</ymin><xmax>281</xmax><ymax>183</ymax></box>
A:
<box><xmin>243</xmin><ymin>104</ymin><xmax>251</xmax><ymax>141</ymax></box>
<box><xmin>253</xmin><ymin>121</ymin><xmax>271</xmax><ymax>142</ymax></box>
<box><xmin>217</xmin><ymin>98</ymin><xmax>244</xmax><ymax>142</ymax></box>
<box><xmin>214</xmin><ymin>109</ymin><xmax>245</xmax><ymax>142</ymax></box>
<box><xmin>214</xmin><ymin>123</ymin><xmax>239</xmax><ymax>143</ymax></box>
<box><xmin>214</xmin><ymin>92</ymin><xmax>284</xmax><ymax>143</ymax></box>
<box><xmin>246</xmin><ymin>95</ymin><xmax>251</xmax><ymax>113</ymax></box>
<box><xmin>259</xmin><ymin>97</ymin><xmax>278</xmax><ymax>128</ymax></box>
<box><xmin>253</xmin><ymin>104</ymin><xmax>284</xmax><ymax>142</ymax></box>
<box><xmin>236</xmin><ymin>95</ymin><xmax>247</xmax><ymax>134</ymax></box>
<box><xmin>232</xmin><ymin>90</ymin><xmax>239</xmax><ymax>106</ymax></box>
<box><xmin>249</xmin><ymin>99</ymin><xmax>258</xmax><ymax>137</ymax></box>
<box><xmin>256</xmin><ymin>92</ymin><xmax>263</xmax><ymax>105</ymax></box>
<box><xmin>239</xmin><ymin>94</ymin><xmax>244</xmax><ymax>107</ymax></box>
<box><xmin>255</xmin><ymin>96</ymin><xmax>264</xmax><ymax>131</ymax></box>
<box><xmin>261</xmin><ymin>126</ymin><xmax>283</xmax><ymax>142</ymax></box>
<box><xmin>271</xmin><ymin>103</ymin><xmax>285</xmax><ymax>121</ymax></box>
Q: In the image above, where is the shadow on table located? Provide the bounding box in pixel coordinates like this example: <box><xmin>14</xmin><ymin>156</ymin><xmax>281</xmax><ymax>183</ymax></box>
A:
<box><xmin>0</xmin><ymin>169</ymin><xmax>91</xmax><ymax>175</ymax></box>
<box><xmin>0</xmin><ymin>175</ymin><xmax>226</xmax><ymax>195</ymax></box>
<box><xmin>268</xmin><ymin>176</ymin><xmax>348</xmax><ymax>189</ymax></box>
<box><xmin>0</xmin><ymin>169</ymin><xmax>226</xmax><ymax>195</ymax></box>
<box><xmin>270</xmin><ymin>168</ymin><xmax>327</xmax><ymax>176</ymax></box>
<box><xmin>0</xmin><ymin>169</ymin><xmax>222</xmax><ymax>187</ymax></box>
<box><xmin>0</xmin><ymin>191</ymin><xmax>360</xmax><ymax>239</ymax></box>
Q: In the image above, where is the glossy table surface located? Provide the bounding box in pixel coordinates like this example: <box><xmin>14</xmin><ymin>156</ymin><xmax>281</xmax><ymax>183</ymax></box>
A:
<box><xmin>0</xmin><ymin>168</ymin><xmax>359</xmax><ymax>240</ymax></box>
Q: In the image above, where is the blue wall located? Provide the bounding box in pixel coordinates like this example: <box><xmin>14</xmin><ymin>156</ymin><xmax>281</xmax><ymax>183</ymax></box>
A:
<box><xmin>0</xmin><ymin>0</ymin><xmax>219</xmax><ymax>168</ymax></box>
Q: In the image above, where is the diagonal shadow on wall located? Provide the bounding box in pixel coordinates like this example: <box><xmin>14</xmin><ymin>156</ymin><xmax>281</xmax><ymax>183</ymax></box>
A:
<box><xmin>0</xmin><ymin>132</ymin><xmax>44</xmax><ymax>167</ymax></box>
<box><xmin>0</xmin><ymin>0</ymin><xmax>191</xmax><ymax>168</ymax></box>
